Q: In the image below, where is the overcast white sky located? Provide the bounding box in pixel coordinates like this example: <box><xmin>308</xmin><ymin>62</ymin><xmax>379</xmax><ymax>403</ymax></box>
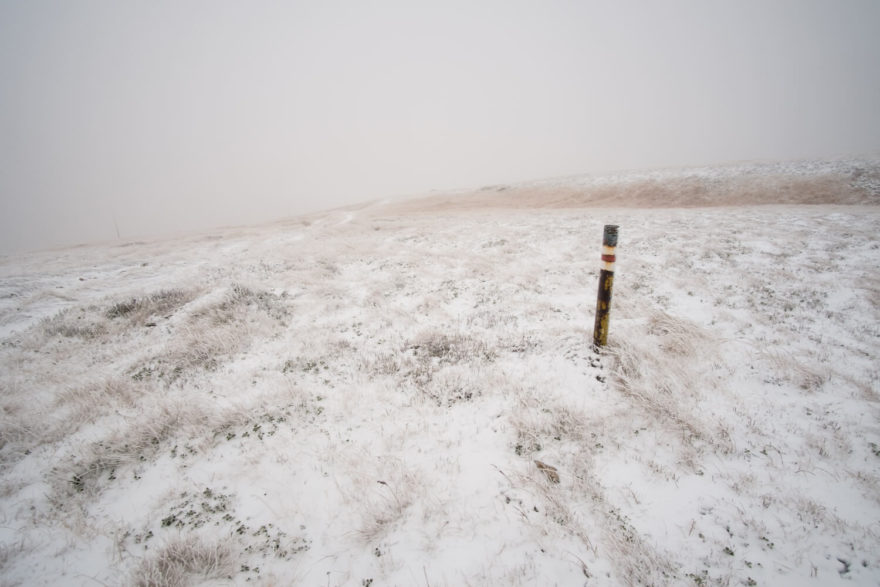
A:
<box><xmin>1</xmin><ymin>0</ymin><xmax>879</xmax><ymax>253</ymax></box>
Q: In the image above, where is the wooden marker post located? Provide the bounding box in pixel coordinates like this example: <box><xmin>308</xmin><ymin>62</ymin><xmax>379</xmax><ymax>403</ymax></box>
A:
<box><xmin>593</xmin><ymin>225</ymin><xmax>618</xmax><ymax>348</ymax></box>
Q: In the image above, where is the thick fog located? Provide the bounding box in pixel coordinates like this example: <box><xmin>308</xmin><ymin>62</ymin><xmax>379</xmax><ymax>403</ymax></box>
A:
<box><xmin>2</xmin><ymin>0</ymin><xmax>879</xmax><ymax>254</ymax></box>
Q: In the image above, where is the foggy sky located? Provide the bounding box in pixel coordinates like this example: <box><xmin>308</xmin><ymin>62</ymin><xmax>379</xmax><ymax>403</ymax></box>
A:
<box><xmin>2</xmin><ymin>0</ymin><xmax>879</xmax><ymax>254</ymax></box>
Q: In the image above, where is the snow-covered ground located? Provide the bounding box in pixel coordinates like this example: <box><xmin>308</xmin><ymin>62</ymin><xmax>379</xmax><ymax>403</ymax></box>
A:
<box><xmin>1</xmin><ymin>160</ymin><xmax>879</xmax><ymax>586</ymax></box>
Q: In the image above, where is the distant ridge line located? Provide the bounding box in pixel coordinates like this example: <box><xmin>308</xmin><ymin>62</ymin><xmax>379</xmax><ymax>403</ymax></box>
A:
<box><xmin>384</xmin><ymin>157</ymin><xmax>880</xmax><ymax>212</ymax></box>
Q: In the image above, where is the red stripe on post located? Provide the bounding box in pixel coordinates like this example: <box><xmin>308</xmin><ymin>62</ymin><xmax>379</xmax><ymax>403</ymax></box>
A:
<box><xmin>601</xmin><ymin>254</ymin><xmax>616</xmax><ymax>263</ymax></box>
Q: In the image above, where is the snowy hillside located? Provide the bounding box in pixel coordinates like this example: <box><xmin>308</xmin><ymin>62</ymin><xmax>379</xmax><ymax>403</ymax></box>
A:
<box><xmin>1</xmin><ymin>159</ymin><xmax>879</xmax><ymax>586</ymax></box>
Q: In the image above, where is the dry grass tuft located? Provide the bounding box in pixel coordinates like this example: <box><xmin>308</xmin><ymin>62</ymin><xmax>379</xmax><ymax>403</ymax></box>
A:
<box><xmin>132</xmin><ymin>536</ymin><xmax>234</xmax><ymax>587</ymax></box>
<box><xmin>509</xmin><ymin>385</ymin><xmax>590</xmax><ymax>457</ymax></box>
<box><xmin>388</xmin><ymin>331</ymin><xmax>496</xmax><ymax>406</ymax></box>
<box><xmin>605</xmin><ymin>311</ymin><xmax>732</xmax><ymax>454</ymax></box>
<box><xmin>54</xmin><ymin>377</ymin><xmax>143</xmax><ymax>426</ymax></box>
<box><xmin>0</xmin><ymin>391</ymin><xmax>40</xmax><ymax>454</ymax></box>
<box><xmin>50</xmin><ymin>396</ymin><xmax>227</xmax><ymax>500</ymax></box>
<box><xmin>39</xmin><ymin>311</ymin><xmax>108</xmax><ymax>340</ymax></box>
<box><xmin>130</xmin><ymin>283</ymin><xmax>289</xmax><ymax>384</ymax></box>
<box><xmin>759</xmin><ymin>348</ymin><xmax>829</xmax><ymax>392</ymax></box>
<box><xmin>29</xmin><ymin>288</ymin><xmax>196</xmax><ymax>347</ymax></box>
<box><xmin>106</xmin><ymin>288</ymin><xmax>195</xmax><ymax>324</ymax></box>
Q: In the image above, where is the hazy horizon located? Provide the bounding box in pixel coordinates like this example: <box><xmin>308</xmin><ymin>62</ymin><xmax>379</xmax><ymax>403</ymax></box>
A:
<box><xmin>2</xmin><ymin>0</ymin><xmax>880</xmax><ymax>254</ymax></box>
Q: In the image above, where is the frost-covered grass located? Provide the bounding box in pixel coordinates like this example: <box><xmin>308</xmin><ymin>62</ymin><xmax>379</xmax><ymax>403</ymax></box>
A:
<box><xmin>1</xmin><ymin>160</ymin><xmax>879</xmax><ymax>585</ymax></box>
